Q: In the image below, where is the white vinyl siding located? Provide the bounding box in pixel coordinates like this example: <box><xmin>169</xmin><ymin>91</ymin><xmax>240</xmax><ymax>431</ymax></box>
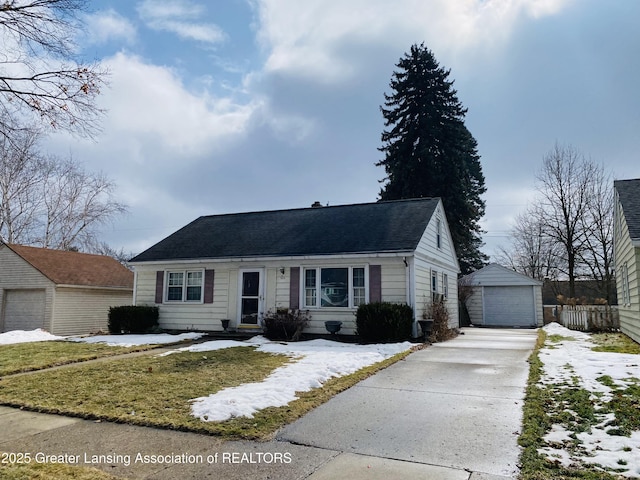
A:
<box><xmin>412</xmin><ymin>201</ymin><xmax>460</xmax><ymax>328</ymax></box>
<box><xmin>52</xmin><ymin>287</ymin><xmax>132</xmax><ymax>335</ymax></box>
<box><xmin>613</xmin><ymin>194</ymin><xmax>640</xmax><ymax>344</ymax></box>
<box><xmin>133</xmin><ymin>257</ymin><xmax>410</xmax><ymax>335</ymax></box>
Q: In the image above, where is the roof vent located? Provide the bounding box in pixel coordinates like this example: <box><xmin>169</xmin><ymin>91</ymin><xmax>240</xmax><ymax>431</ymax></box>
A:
<box><xmin>311</xmin><ymin>201</ymin><xmax>323</xmax><ymax>208</ymax></box>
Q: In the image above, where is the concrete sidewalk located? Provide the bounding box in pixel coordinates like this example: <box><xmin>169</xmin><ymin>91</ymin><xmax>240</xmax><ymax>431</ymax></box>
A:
<box><xmin>0</xmin><ymin>328</ymin><xmax>537</xmax><ymax>479</ymax></box>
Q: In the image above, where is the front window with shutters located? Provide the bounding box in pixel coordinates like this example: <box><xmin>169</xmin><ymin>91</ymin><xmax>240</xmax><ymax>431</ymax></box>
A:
<box><xmin>166</xmin><ymin>270</ymin><xmax>204</xmax><ymax>302</ymax></box>
<box><xmin>303</xmin><ymin>266</ymin><xmax>368</xmax><ymax>308</ymax></box>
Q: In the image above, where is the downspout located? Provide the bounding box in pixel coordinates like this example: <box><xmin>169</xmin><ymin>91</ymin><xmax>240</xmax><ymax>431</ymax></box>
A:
<box><xmin>404</xmin><ymin>256</ymin><xmax>417</xmax><ymax>337</ymax></box>
<box><xmin>132</xmin><ymin>269</ymin><xmax>138</xmax><ymax>306</ymax></box>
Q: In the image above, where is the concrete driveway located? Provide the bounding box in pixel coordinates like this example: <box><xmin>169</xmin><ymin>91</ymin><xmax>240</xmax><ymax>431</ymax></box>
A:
<box><xmin>278</xmin><ymin>327</ymin><xmax>538</xmax><ymax>479</ymax></box>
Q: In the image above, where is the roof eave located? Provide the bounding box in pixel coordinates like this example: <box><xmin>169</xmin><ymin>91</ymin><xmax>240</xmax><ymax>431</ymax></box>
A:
<box><xmin>128</xmin><ymin>250</ymin><xmax>418</xmax><ymax>266</ymax></box>
<box><xmin>55</xmin><ymin>284</ymin><xmax>134</xmax><ymax>291</ymax></box>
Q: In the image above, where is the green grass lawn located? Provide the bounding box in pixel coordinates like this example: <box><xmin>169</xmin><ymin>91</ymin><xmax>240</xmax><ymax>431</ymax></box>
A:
<box><xmin>0</xmin><ymin>458</ymin><xmax>124</xmax><ymax>480</ymax></box>
<box><xmin>0</xmin><ymin>341</ymin><xmax>159</xmax><ymax>376</ymax></box>
<box><xmin>591</xmin><ymin>332</ymin><xmax>640</xmax><ymax>354</ymax></box>
<box><xmin>0</xmin><ymin>342</ymin><xmax>409</xmax><ymax>480</ymax></box>
<box><xmin>0</xmin><ymin>342</ymin><xmax>411</xmax><ymax>440</ymax></box>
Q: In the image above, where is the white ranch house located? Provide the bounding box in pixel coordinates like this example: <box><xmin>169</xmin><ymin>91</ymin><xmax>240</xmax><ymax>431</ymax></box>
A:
<box><xmin>129</xmin><ymin>198</ymin><xmax>460</xmax><ymax>336</ymax></box>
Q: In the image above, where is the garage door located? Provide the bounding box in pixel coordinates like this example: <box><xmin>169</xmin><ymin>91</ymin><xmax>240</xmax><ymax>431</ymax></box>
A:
<box><xmin>2</xmin><ymin>289</ymin><xmax>46</xmax><ymax>332</ymax></box>
<box><xmin>483</xmin><ymin>286</ymin><xmax>535</xmax><ymax>327</ymax></box>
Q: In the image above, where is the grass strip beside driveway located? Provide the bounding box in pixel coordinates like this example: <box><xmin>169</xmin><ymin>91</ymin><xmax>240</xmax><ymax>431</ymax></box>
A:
<box><xmin>519</xmin><ymin>330</ymin><xmax>640</xmax><ymax>479</ymax></box>
<box><xmin>0</xmin><ymin>341</ymin><xmax>159</xmax><ymax>376</ymax></box>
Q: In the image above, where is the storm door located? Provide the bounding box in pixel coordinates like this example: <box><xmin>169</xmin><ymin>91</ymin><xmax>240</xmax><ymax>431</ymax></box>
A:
<box><xmin>239</xmin><ymin>270</ymin><xmax>263</xmax><ymax>325</ymax></box>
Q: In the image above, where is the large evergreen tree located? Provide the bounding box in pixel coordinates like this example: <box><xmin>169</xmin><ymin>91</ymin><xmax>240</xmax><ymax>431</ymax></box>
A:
<box><xmin>377</xmin><ymin>43</ymin><xmax>487</xmax><ymax>274</ymax></box>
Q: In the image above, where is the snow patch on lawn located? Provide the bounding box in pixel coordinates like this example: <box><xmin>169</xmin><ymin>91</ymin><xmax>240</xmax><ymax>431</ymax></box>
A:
<box><xmin>0</xmin><ymin>329</ymin><xmax>66</xmax><ymax>345</ymax></box>
<box><xmin>538</xmin><ymin>322</ymin><xmax>640</xmax><ymax>478</ymax></box>
<box><xmin>68</xmin><ymin>332</ymin><xmax>204</xmax><ymax>347</ymax></box>
<box><xmin>0</xmin><ymin>329</ymin><xmax>204</xmax><ymax>347</ymax></box>
<box><xmin>164</xmin><ymin>337</ymin><xmax>412</xmax><ymax>422</ymax></box>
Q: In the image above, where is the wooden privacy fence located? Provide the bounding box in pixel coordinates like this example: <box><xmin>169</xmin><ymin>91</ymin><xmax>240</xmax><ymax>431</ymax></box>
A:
<box><xmin>558</xmin><ymin>305</ymin><xmax>619</xmax><ymax>332</ymax></box>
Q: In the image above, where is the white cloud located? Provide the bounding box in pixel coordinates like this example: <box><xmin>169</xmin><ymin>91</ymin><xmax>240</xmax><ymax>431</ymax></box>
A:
<box><xmin>83</xmin><ymin>9</ymin><xmax>137</xmax><ymax>45</ymax></box>
<box><xmin>100</xmin><ymin>52</ymin><xmax>258</xmax><ymax>156</ymax></box>
<box><xmin>251</xmin><ymin>0</ymin><xmax>573</xmax><ymax>83</ymax></box>
<box><xmin>137</xmin><ymin>0</ymin><xmax>226</xmax><ymax>44</ymax></box>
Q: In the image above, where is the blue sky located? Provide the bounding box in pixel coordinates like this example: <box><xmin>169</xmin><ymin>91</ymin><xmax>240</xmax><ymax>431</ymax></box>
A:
<box><xmin>45</xmin><ymin>0</ymin><xmax>640</xmax><ymax>258</ymax></box>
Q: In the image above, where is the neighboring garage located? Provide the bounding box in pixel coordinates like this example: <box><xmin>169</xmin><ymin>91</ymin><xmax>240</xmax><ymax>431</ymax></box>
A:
<box><xmin>0</xmin><ymin>243</ymin><xmax>134</xmax><ymax>335</ymax></box>
<box><xmin>463</xmin><ymin>263</ymin><xmax>543</xmax><ymax>328</ymax></box>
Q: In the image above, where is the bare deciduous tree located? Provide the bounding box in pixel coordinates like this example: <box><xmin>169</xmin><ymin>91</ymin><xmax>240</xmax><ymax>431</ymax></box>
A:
<box><xmin>0</xmin><ymin>0</ymin><xmax>108</xmax><ymax>142</ymax></box>
<box><xmin>535</xmin><ymin>143</ymin><xmax>595</xmax><ymax>297</ymax></box>
<box><xmin>0</xmin><ymin>129</ymin><xmax>127</xmax><ymax>251</ymax></box>
<box><xmin>578</xmin><ymin>165</ymin><xmax>615</xmax><ymax>303</ymax></box>
<box><xmin>497</xmin><ymin>143</ymin><xmax>614</xmax><ymax>302</ymax></box>
<box><xmin>494</xmin><ymin>208</ymin><xmax>562</xmax><ymax>281</ymax></box>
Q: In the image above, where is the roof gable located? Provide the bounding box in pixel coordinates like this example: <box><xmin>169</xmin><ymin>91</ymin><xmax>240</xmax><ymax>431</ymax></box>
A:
<box><xmin>614</xmin><ymin>178</ymin><xmax>640</xmax><ymax>241</ymax></box>
<box><xmin>464</xmin><ymin>263</ymin><xmax>542</xmax><ymax>286</ymax></box>
<box><xmin>6</xmin><ymin>244</ymin><xmax>133</xmax><ymax>288</ymax></box>
<box><xmin>130</xmin><ymin>198</ymin><xmax>441</xmax><ymax>262</ymax></box>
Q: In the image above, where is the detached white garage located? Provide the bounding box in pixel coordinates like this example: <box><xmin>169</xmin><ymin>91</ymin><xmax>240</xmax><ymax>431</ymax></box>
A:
<box><xmin>463</xmin><ymin>263</ymin><xmax>543</xmax><ymax>328</ymax></box>
<box><xmin>0</xmin><ymin>243</ymin><xmax>134</xmax><ymax>335</ymax></box>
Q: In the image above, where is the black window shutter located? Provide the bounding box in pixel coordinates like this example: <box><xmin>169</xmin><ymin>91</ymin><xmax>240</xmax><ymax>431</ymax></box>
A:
<box><xmin>290</xmin><ymin>267</ymin><xmax>300</xmax><ymax>309</ymax></box>
<box><xmin>369</xmin><ymin>265</ymin><xmax>382</xmax><ymax>303</ymax></box>
<box><xmin>204</xmin><ymin>269</ymin><xmax>214</xmax><ymax>304</ymax></box>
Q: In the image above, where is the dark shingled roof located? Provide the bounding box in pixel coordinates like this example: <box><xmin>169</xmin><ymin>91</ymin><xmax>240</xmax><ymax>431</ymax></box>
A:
<box><xmin>130</xmin><ymin>198</ymin><xmax>440</xmax><ymax>262</ymax></box>
<box><xmin>615</xmin><ymin>178</ymin><xmax>640</xmax><ymax>241</ymax></box>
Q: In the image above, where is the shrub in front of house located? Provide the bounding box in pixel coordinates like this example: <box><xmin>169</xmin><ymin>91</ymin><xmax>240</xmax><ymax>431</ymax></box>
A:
<box><xmin>262</xmin><ymin>308</ymin><xmax>311</xmax><ymax>341</ymax></box>
<box><xmin>356</xmin><ymin>302</ymin><xmax>413</xmax><ymax>343</ymax></box>
<box><xmin>425</xmin><ymin>298</ymin><xmax>457</xmax><ymax>342</ymax></box>
<box><xmin>108</xmin><ymin>306</ymin><xmax>159</xmax><ymax>334</ymax></box>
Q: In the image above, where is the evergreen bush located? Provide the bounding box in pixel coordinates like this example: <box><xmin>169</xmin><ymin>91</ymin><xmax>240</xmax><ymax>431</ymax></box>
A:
<box><xmin>108</xmin><ymin>305</ymin><xmax>159</xmax><ymax>334</ymax></box>
<box><xmin>356</xmin><ymin>302</ymin><xmax>413</xmax><ymax>343</ymax></box>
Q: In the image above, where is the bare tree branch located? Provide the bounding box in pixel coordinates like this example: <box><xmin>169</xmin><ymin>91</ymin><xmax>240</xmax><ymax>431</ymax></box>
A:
<box><xmin>0</xmin><ymin>0</ymin><xmax>108</xmax><ymax>142</ymax></box>
<box><xmin>0</xmin><ymin>128</ymin><xmax>127</xmax><ymax>251</ymax></box>
<box><xmin>496</xmin><ymin>143</ymin><xmax>614</xmax><ymax>301</ymax></box>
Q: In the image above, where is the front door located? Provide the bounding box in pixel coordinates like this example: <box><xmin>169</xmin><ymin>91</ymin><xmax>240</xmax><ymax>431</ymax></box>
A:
<box><xmin>239</xmin><ymin>270</ymin><xmax>263</xmax><ymax>325</ymax></box>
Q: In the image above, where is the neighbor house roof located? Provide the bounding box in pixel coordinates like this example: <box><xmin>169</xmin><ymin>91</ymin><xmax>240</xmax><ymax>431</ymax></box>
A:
<box><xmin>6</xmin><ymin>244</ymin><xmax>134</xmax><ymax>289</ymax></box>
<box><xmin>130</xmin><ymin>198</ymin><xmax>441</xmax><ymax>262</ymax></box>
<box><xmin>615</xmin><ymin>178</ymin><xmax>640</xmax><ymax>241</ymax></box>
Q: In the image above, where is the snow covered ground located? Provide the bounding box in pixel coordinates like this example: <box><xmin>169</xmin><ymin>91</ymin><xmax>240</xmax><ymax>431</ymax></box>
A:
<box><xmin>538</xmin><ymin>323</ymin><xmax>640</xmax><ymax>478</ymax></box>
<box><xmin>162</xmin><ymin>336</ymin><xmax>413</xmax><ymax>422</ymax></box>
<box><xmin>0</xmin><ymin>329</ymin><xmax>203</xmax><ymax>346</ymax></box>
<box><xmin>0</xmin><ymin>329</ymin><xmax>64</xmax><ymax>345</ymax></box>
<box><xmin>66</xmin><ymin>332</ymin><xmax>204</xmax><ymax>347</ymax></box>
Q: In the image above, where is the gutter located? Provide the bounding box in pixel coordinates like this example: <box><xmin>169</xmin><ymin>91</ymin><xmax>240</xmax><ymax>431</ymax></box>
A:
<box><xmin>128</xmin><ymin>251</ymin><xmax>416</xmax><ymax>266</ymax></box>
<box><xmin>55</xmin><ymin>284</ymin><xmax>133</xmax><ymax>292</ymax></box>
